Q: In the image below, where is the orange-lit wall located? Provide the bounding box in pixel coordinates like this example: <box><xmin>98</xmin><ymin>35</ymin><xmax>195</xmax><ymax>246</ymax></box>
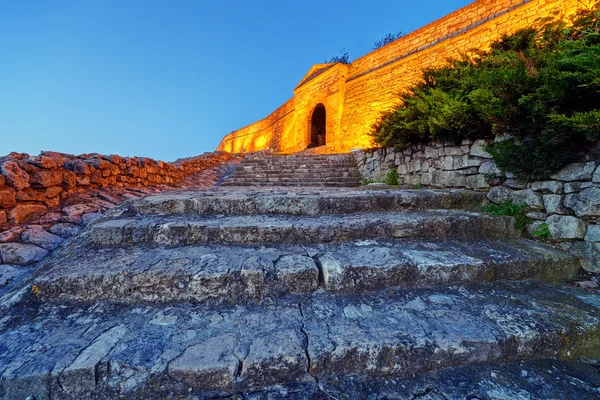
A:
<box><xmin>217</xmin><ymin>0</ymin><xmax>584</xmax><ymax>154</ymax></box>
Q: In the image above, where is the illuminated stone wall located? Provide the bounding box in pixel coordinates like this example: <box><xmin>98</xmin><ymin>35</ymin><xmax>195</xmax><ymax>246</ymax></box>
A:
<box><xmin>217</xmin><ymin>0</ymin><xmax>583</xmax><ymax>155</ymax></box>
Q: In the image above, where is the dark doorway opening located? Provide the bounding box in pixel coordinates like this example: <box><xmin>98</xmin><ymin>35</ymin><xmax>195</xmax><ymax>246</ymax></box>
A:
<box><xmin>309</xmin><ymin>104</ymin><xmax>326</xmax><ymax>148</ymax></box>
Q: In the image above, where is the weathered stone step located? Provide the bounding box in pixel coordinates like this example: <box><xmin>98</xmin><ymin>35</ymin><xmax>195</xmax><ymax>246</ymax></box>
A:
<box><xmin>2</xmin><ymin>282</ymin><xmax>599</xmax><ymax>398</ymax></box>
<box><xmin>221</xmin><ymin>180</ymin><xmax>361</xmax><ymax>187</ymax></box>
<box><xmin>225</xmin><ymin>175</ymin><xmax>361</xmax><ymax>182</ymax></box>
<box><xmin>88</xmin><ymin>210</ymin><xmax>519</xmax><ymax>246</ymax></box>
<box><xmin>236</xmin><ymin>162</ymin><xmax>359</xmax><ymax>169</ymax></box>
<box><xmin>33</xmin><ymin>238</ymin><xmax>579</xmax><ymax>304</ymax></box>
<box><xmin>230</xmin><ymin>168</ymin><xmax>362</xmax><ymax>176</ymax></box>
<box><xmin>315</xmin><ymin>359</ymin><xmax>600</xmax><ymax>400</ymax></box>
<box><xmin>223</xmin><ymin>177</ymin><xmax>361</xmax><ymax>185</ymax></box>
<box><xmin>127</xmin><ymin>188</ymin><xmax>488</xmax><ymax>216</ymax></box>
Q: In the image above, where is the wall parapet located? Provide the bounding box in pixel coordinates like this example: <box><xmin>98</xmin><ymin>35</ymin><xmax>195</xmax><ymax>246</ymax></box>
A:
<box><xmin>354</xmin><ymin>141</ymin><xmax>600</xmax><ymax>272</ymax></box>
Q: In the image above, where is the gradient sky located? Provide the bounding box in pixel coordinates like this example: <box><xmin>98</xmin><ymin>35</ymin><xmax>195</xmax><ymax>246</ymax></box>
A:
<box><xmin>0</xmin><ymin>0</ymin><xmax>472</xmax><ymax>161</ymax></box>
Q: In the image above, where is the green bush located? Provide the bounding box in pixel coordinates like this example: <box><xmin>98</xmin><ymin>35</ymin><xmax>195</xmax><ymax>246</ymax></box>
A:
<box><xmin>384</xmin><ymin>169</ymin><xmax>398</xmax><ymax>185</ymax></box>
<box><xmin>483</xmin><ymin>200</ymin><xmax>530</xmax><ymax>232</ymax></box>
<box><xmin>370</xmin><ymin>5</ymin><xmax>600</xmax><ymax>179</ymax></box>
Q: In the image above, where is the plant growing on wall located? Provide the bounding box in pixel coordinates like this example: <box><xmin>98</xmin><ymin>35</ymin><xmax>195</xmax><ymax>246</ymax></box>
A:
<box><xmin>373</xmin><ymin>32</ymin><xmax>405</xmax><ymax>50</ymax></box>
<box><xmin>370</xmin><ymin>5</ymin><xmax>600</xmax><ymax>179</ymax></box>
<box><xmin>326</xmin><ymin>49</ymin><xmax>350</xmax><ymax>64</ymax></box>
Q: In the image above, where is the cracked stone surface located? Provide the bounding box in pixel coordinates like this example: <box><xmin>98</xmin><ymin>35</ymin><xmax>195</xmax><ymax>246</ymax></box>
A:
<box><xmin>30</xmin><ymin>237</ymin><xmax>579</xmax><ymax>304</ymax></box>
<box><xmin>0</xmin><ymin>282</ymin><xmax>600</xmax><ymax>399</ymax></box>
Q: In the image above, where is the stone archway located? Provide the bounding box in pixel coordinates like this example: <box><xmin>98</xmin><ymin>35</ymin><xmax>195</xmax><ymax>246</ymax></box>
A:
<box><xmin>309</xmin><ymin>104</ymin><xmax>326</xmax><ymax>148</ymax></box>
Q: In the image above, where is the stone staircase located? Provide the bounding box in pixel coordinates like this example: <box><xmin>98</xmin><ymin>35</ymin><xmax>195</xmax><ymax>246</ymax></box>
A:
<box><xmin>1</xmin><ymin>187</ymin><xmax>600</xmax><ymax>399</ymax></box>
<box><xmin>220</xmin><ymin>153</ymin><xmax>362</xmax><ymax>187</ymax></box>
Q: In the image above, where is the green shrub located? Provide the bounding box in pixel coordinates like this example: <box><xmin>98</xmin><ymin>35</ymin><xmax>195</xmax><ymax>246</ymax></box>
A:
<box><xmin>534</xmin><ymin>223</ymin><xmax>552</xmax><ymax>239</ymax></box>
<box><xmin>370</xmin><ymin>5</ymin><xmax>600</xmax><ymax>179</ymax></box>
<box><xmin>483</xmin><ymin>200</ymin><xmax>530</xmax><ymax>232</ymax></box>
<box><xmin>384</xmin><ymin>169</ymin><xmax>398</xmax><ymax>185</ymax></box>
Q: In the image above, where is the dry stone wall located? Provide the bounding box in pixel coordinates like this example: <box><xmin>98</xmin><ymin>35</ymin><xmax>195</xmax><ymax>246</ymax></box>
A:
<box><xmin>355</xmin><ymin>142</ymin><xmax>600</xmax><ymax>272</ymax></box>
<box><xmin>0</xmin><ymin>150</ymin><xmax>235</xmax><ymax>269</ymax></box>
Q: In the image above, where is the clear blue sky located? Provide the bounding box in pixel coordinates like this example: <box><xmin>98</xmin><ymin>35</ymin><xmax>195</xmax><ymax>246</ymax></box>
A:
<box><xmin>0</xmin><ymin>0</ymin><xmax>472</xmax><ymax>161</ymax></box>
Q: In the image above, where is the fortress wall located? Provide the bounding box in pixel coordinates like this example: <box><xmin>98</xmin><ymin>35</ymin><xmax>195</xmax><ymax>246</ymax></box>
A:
<box><xmin>338</xmin><ymin>0</ymin><xmax>582</xmax><ymax>151</ymax></box>
<box><xmin>218</xmin><ymin>0</ymin><xmax>583</xmax><ymax>154</ymax></box>
<box><xmin>217</xmin><ymin>98</ymin><xmax>296</xmax><ymax>154</ymax></box>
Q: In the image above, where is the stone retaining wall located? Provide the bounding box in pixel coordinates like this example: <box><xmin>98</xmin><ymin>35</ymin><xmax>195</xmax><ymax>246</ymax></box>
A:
<box><xmin>355</xmin><ymin>142</ymin><xmax>600</xmax><ymax>271</ymax></box>
<box><xmin>0</xmin><ymin>151</ymin><xmax>234</xmax><ymax>228</ymax></box>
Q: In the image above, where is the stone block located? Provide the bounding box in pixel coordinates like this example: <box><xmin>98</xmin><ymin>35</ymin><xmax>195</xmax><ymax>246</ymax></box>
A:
<box><xmin>421</xmin><ymin>172</ymin><xmax>433</xmax><ymax>185</ymax></box>
<box><xmin>479</xmin><ymin>160</ymin><xmax>502</xmax><ymax>175</ymax></box>
<box><xmin>0</xmin><ymin>186</ymin><xmax>16</xmax><ymax>209</ymax></box>
<box><xmin>564</xmin><ymin>181</ymin><xmax>593</xmax><ymax>193</ymax></box>
<box><xmin>0</xmin><ymin>242</ymin><xmax>48</xmax><ymax>265</ymax></box>
<box><xmin>530</xmin><ymin>181</ymin><xmax>563</xmax><ymax>194</ymax></box>
<box><xmin>21</xmin><ymin>225</ymin><xmax>65</xmax><ymax>250</ymax></box>
<box><xmin>467</xmin><ymin>157</ymin><xmax>483</xmax><ymax>167</ymax></box>
<box><xmin>424</xmin><ymin>146</ymin><xmax>438</xmax><ymax>158</ymax></box>
<box><xmin>0</xmin><ymin>161</ymin><xmax>30</xmax><ymax>190</ymax></box>
<box><xmin>564</xmin><ymin>188</ymin><xmax>600</xmax><ymax>217</ymax></box>
<box><xmin>585</xmin><ymin>225</ymin><xmax>600</xmax><ymax>242</ymax></box>
<box><xmin>465</xmin><ymin>174</ymin><xmax>489</xmax><ymax>189</ymax></box>
<box><xmin>543</xmin><ymin>195</ymin><xmax>567</xmax><ymax>215</ymax></box>
<box><xmin>504</xmin><ymin>179</ymin><xmax>527</xmax><ymax>189</ymax></box>
<box><xmin>550</xmin><ymin>162</ymin><xmax>596</xmax><ymax>181</ymax></box>
<box><xmin>30</xmin><ymin>169</ymin><xmax>63</xmax><ymax>188</ymax></box>
<box><xmin>0</xmin><ymin>210</ymin><xmax>6</xmax><ymax>225</ymax></box>
<box><xmin>8</xmin><ymin>203</ymin><xmax>47</xmax><ymax>224</ymax></box>
<box><xmin>594</xmin><ymin>165</ymin><xmax>600</xmax><ymax>183</ymax></box>
<box><xmin>570</xmin><ymin>241</ymin><xmax>600</xmax><ymax>272</ymax></box>
<box><xmin>526</xmin><ymin>212</ymin><xmax>547</xmax><ymax>221</ymax></box>
<box><xmin>470</xmin><ymin>140</ymin><xmax>492</xmax><ymax>158</ymax></box>
<box><xmin>431</xmin><ymin>170</ymin><xmax>466</xmax><ymax>187</ymax></box>
<box><xmin>546</xmin><ymin>215</ymin><xmax>587</xmax><ymax>239</ymax></box>
<box><xmin>444</xmin><ymin>146</ymin><xmax>462</xmax><ymax>156</ymax></box>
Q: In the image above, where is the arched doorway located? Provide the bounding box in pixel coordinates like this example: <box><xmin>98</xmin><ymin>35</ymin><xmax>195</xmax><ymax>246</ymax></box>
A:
<box><xmin>309</xmin><ymin>104</ymin><xmax>326</xmax><ymax>148</ymax></box>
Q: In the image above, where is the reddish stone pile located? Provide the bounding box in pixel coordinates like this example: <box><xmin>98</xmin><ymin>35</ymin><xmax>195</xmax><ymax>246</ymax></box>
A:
<box><xmin>0</xmin><ymin>150</ymin><xmax>235</xmax><ymax>229</ymax></box>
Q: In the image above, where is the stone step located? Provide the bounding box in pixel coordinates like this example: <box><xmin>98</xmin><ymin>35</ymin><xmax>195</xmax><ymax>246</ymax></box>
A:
<box><xmin>236</xmin><ymin>161</ymin><xmax>359</xmax><ymax>168</ymax></box>
<box><xmin>2</xmin><ymin>281</ymin><xmax>599</xmax><ymax>398</ymax></box>
<box><xmin>230</xmin><ymin>168</ymin><xmax>362</xmax><ymax>175</ymax></box>
<box><xmin>33</xmin><ymin>238</ymin><xmax>579</xmax><ymax>304</ymax></box>
<box><xmin>126</xmin><ymin>188</ymin><xmax>488</xmax><ymax>216</ymax></box>
<box><xmin>88</xmin><ymin>210</ymin><xmax>520</xmax><ymax>246</ymax></box>
<box><xmin>225</xmin><ymin>176</ymin><xmax>362</xmax><ymax>182</ymax></box>
<box><xmin>221</xmin><ymin>180</ymin><xmax>361</xmax><ymax>187</ymax></box>
<box><xmin>316</xmin><ymin>359</ymin><xmax>600</xmax><ymax>400</ymax></box>
<box><xmin>222</xmin><ymin>178</ymin><xmax>362</xmax><ymax>185</ymax></box>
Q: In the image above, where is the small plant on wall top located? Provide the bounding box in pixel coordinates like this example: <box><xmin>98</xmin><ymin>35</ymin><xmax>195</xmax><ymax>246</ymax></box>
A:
<box><xmin>326</xmin><ymin>49</ymin><xmax>350</xmax><ymax>64</ymax></box>
<box><xmin>370</xmin><ymin>5</ymin><xmax>600</xmax><ymax>179</ymax></box>
<box><xmin>373</xmin><ymin>32</ymin><xmax>405</xmax><ymax>50</ymax></box>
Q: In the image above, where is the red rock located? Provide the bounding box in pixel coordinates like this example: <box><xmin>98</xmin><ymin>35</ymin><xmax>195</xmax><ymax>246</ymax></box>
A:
<box><xmin>0</xmin><ymin>175</ymin><xmax>5</xmax><ymax>186</ymax></box>
<box><xmin>44</xmin><ymin>186</ymin><xmax>62</xmax><ymax>198</ymax></box>
<box><xmin>0</xmin><ymin>226</ymin><xmax>25</xmax><ymax>242</ymax></box>
<box><xmin>0</xmin><ymin>161</ymin><xmax>30</xmax><ymax>190</ymax></box>
<box><xmin>16</xmin><ymin>188</ymin><xmax>46</xmax><ymax>202</ymax></box>
<box><xmin>0</xmin><ymin>210</ymin><xmax>6</xmax><ymax>225</ymax></box>
<box><xmin>30</xmin><ymin>169</ymin><xmax>63</xmax><ymax>188</ymax></box>
<box><xmin>76</xmin><ymin>176</ymin><xmax>90</xmax><ymax>186</ymax></box>
<box><xmin>127</xmin><ymin>166</ymin><xmax>141</xmax><ymax>178</ymax></box>
<box><xmin>62</xmin><ymin>171</ymin><xmax>77</xmax><ymax>188</ymax></box>
<box><xmin>63</xmin><ymin>160</ymin><xmax>91</xmax><ymax>175</ymax></box>
<box><xmin>27</xmin><ymin>155</ymin><xmax>58</xmax><ymax>169</ymax></box>
<box><xmin>0</xmin><ymin>186</ymin><xmax>16</xmax><ymax>209</ymax></box>
<box><xmin>90</xmin><ymin>170</ymin><xmax>107</xmax><ymax>186</ymax></box>
<box><xmin>40</xmin><ymin>151</ymin><xmax>71</xmax><ymax>167</ymax></box>
<box><xmin>44</xmin><ymin>196</ymin><xmax>61</xmax><ymax>209</ymax></box>
<box><xmin>101</xmin><ymin>169</ymin><xmax>111</xmax><ymax>177</ymax></box>
<box><xmin>8</xmin><ymin>203</ymin><xmax>48</xmax><ymax>224</ymax></box>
